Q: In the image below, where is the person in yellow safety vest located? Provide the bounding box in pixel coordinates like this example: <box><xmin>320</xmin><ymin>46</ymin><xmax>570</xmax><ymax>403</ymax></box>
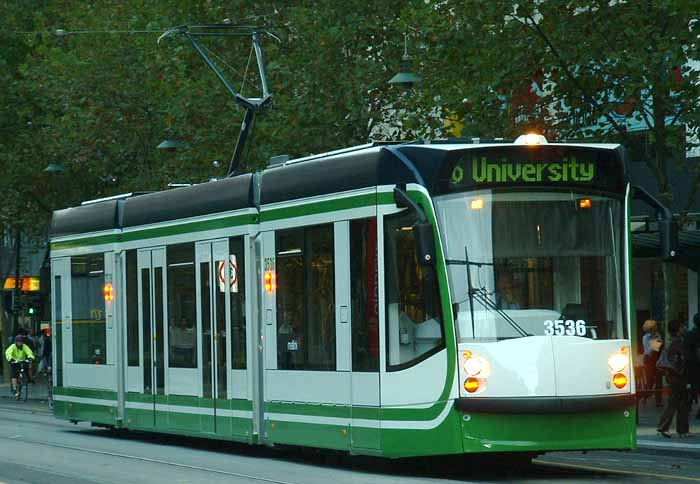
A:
<box><xmin>5</xmin><ymin>335</ymin><xmax>35</xmax><ymax>398</ymax></box>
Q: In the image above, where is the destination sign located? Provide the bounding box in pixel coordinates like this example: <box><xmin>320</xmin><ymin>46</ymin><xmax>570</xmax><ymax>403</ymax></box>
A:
<box><xmin>439</xmin><ymin>145</ymin><xmax>625</xmax><ymax>193</ymax></box>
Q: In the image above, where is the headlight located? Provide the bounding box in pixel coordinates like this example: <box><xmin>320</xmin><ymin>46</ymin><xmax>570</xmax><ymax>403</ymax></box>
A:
<box><xmin>608</xmin><ymin>348</ymin><xmax>629</xmax><ymax>373</ymax></box>
<box><xmin>464</xmin><ymin>355</ymin><xmax>484</xmax><ymax>376</ymax></box>
<box><xmin>462</xmin><ymin>350</ymin><xmax>491</xmax><ymax>379</ymax></box>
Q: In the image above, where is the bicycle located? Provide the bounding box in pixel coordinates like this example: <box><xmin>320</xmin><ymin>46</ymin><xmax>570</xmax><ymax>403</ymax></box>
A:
<box><xmin>10</xmin><ymin>360</ymin><xmax>30</xmax><ymax>402</ymax></box>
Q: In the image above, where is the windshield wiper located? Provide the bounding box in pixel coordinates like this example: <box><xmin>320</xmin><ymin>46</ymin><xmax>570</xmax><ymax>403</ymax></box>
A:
<box><xmin>446</xmin><ymin>247</ymin><xmax>530</xmax><ymax>338</ymax></box>
<box><xmin>470</xmin><ymin>287</ymin><xmax>530</xmax><ymax>337</ymax></box>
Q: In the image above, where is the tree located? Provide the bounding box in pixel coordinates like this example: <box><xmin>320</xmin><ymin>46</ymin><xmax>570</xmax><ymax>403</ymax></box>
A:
<box><xmin>417</xmin><ymin>0</ymin><xmax>700</xmax><ymax>208</ymax></box>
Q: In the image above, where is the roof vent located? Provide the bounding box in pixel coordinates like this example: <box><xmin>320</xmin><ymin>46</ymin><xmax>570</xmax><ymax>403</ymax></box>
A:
<box><xmin>268</xmin><ymin>154</ymin><xmax>291</xmax><ymax>167</ymax></box>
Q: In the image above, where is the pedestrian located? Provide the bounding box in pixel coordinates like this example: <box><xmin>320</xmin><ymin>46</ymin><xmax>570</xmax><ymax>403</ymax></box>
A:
<box><xmin>642</xmin><ymin>319</ymin><xmax>663</xmax><ymax>406</ymax></box>
<box><xmin>657</xmin><ymin>319</ymin><xmax>690</xmax><ymax>438</ymax></box>
<box><xmin>685</xmin><ymin>313</ymin><xmax>700</xmax><ymax>419</ymax></box>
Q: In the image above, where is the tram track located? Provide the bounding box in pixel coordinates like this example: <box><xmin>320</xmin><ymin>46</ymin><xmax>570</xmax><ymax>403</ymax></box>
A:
<box><xmin>4</xmin><ymin>434</ymin><xmax>302</xmax><ymax>484</ymax></box>
<box><xmin>1</xmin><ymin>407</ymin><xmax>697</xmax><ymax>483</ymax></box>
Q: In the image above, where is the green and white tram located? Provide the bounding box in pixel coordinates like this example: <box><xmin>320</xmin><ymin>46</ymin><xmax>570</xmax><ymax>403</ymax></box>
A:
<box><xmin>50</xmin><ymin>135</ymin><xmax>648</xmax><ymax>457</ymax></box>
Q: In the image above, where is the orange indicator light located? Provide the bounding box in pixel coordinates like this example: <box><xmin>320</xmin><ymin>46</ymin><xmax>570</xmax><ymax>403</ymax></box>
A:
<box><xmin>464</xmin><ymin>378</ymin><xmax>479</xmax><ymax>393</ymax></box>
<box><xmin>103</xmin><ymin>283</ymin><xmax>114</xmax><ymax>302</ymax></box>
<box><xmin>578</xmin><ymin>198</ymin><xmax>592</xmax><ymax>209</ymax></box>
<box><xmin>264</xmin><ymin>271</ymin><xmax>276</xmax><ymax>294</ymax></box>
<box><xmin>612</xmin><ymin>373</ymin><xmax>628</xmax><ymax>389</ymax></box>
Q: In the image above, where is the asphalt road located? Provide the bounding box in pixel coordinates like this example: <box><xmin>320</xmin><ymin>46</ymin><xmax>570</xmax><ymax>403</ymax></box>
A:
<box><xmin>0</xmin><ymin>401</ymin><xmax>698</xmax><ymax>484</ymax></box>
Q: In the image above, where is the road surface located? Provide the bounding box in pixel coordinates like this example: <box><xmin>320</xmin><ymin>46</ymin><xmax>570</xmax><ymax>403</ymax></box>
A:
<box><xmin>0</xmin><ymin>401</ymin><xmax>697</xmax><ymax>484</ymax></box>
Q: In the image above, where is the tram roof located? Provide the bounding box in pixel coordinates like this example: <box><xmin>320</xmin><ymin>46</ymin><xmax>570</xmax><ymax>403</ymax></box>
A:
<box><xmin>50</xmin><ymin>141</ymin><xmax>625</xmax><ymax>238</ymax></box>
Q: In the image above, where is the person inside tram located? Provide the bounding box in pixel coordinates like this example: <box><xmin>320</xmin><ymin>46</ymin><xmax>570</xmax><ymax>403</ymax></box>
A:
<box><xmin>4</xmin><ymin>335</ymin><xmax>35</xmax><ymax>398</ymax></box>
<box><xmin>170</xmin><ymin>317</ymin><xmax>195</xmax><ymax>366</ymax></box>
<box><xmin>496</xmin><ymin>277</ymin><xmax>521</xmax><ymax>310</ymax></box>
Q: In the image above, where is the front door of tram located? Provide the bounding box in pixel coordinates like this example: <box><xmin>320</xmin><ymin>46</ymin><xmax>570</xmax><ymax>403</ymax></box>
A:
<box><xmin>196</xmin><ymin>240</ymin><xmax>230</xmax><ymax>436</ymax></box>
<box><xmin>137</xmin><ymin>248</ymin><xmax>167</xmax><ymax>429</ymax></box>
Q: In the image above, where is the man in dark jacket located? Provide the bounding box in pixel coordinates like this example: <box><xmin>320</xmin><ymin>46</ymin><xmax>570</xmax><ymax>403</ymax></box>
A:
<box><xmin>686</xmin><ymin>313</ymin><xmax>700</xmax><ymax>419</ymax></box>
<box><xmin>657</xmin><ymin>319</ymin><xmax>689</xmax><ymax>437</ymax></box>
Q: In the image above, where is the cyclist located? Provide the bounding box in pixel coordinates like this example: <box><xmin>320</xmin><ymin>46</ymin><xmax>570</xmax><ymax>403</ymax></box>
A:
<box><xmin>5</xmin><ymin>335</ymin><xmax>35</xmax><ymax>398</ymax></box>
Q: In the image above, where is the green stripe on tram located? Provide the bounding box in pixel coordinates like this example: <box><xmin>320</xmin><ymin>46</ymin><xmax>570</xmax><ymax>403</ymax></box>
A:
<box><xmin>53</xmin><ymin>387</ymin><xmax>117</xmax><ymax>400</ymax></box>
<box><xmin>51</xmin><ymin>213</ymin><xmax>256</xmax><ymax>251</ymax></box>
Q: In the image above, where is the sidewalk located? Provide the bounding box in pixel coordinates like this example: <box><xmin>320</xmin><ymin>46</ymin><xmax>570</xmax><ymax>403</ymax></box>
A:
<box><xmin>636</xmin><ymin>393</ymin><xmax>700</xmax><ymax>453</ymax></box>
<box><xmin>0</xmin><ymin>374</ymin><xmax>50</xmax><ymax>403</ymax></box>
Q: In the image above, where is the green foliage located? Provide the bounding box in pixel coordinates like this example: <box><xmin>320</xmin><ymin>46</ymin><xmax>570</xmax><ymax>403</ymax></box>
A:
<box><xmin>1</xmin><ymin>0</ymin><xmax>699</xmax><ymax>238</ymax></box>
<box><xmin>419</xmin><ymin>0</ymin><xmax>700</xmax><ymax>207</ymax></box>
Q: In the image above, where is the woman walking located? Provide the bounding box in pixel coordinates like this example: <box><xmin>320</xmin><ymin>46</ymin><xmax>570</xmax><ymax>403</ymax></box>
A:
<box><xmin>657</xmin><ymin>319</ymin><xmax>690</xmax><ymax>438</ymax></box>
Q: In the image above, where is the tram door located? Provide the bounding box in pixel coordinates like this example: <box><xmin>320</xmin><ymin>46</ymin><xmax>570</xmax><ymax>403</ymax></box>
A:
<box><xmin>195</xmin><ymin>240</ymin><xmax>229</xmax><ymax>435</ymax></box>
<box><xmin>137</xmin><ymin>248</ymin><xmax>167</xmax><ymax>429</ymax></box>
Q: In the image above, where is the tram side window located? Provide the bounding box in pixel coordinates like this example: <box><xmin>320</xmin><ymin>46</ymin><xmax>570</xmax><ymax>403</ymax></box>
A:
<box><xmin>350</xmin><ymin>218</ymin><xmax>379</xmax><ymax>372</ymax></box>
<box><xmin>126</xmin><ymin>250</ymin><xmax>139</xmax><ymax>366</ymax></box>
<box><xmin>384</xmin><ymin>212</ymin><xmax>444</xmax><ymax>371</ymax></box>
<box><xmin>71</xmin><ymin>254</ymin><xmax>107</xmax><ymax>364</ymax></box>
<box><xmin>230</xmin><ymin>237</ymin><xmax>246</xmax><ymax>369</ymax></box>
<box><xmin>276</xmin><ymin>224</ymin><xmax>336</xmax><ymax>371</ymax></box>
<box><xmin>167</xmin><ymin>243</ymin><xmax>197</xmax><ymax>369</ymax></box>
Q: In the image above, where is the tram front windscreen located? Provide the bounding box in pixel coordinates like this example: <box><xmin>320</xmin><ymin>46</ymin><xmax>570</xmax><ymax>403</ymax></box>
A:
<box><xmin>434</xmin><ymin>189</ymin><xmax>625</xmax><ymax>342</ymax></box>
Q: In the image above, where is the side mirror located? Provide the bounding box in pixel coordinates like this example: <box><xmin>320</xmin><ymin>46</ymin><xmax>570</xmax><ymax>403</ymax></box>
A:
<box><xmin>414</xmin><ymin>223</ymin><xmax>436</xmax><ymax>266</ymax></box>
<box><xmin>632</xmin><ymin>185</ymin><xmax>678</xmax><ymax>261</ymax></box>
<box><xmin>393</xmin><ymin>187</ymin><xmax>436</xmax><ymax>266</ymax></box>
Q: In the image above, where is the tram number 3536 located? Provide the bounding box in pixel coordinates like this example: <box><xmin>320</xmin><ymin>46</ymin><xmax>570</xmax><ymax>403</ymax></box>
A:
<box><xmin>544</xmin><ymin>319</ymin><xmax>587</xmax><ymax>336</ymax></box>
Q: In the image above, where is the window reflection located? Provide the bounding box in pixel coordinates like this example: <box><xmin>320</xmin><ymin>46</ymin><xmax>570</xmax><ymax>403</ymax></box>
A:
<box><xmin>229</xmin><ymin>237</ymin><xmax>246</xmax><ymax>369</ymax></box>
<box><xmin>71</xmin><ymin>254</ymin><xmax>106</xmax><ymax>364</ymax></box>
<box><xmin>276</xmin><ymin>225</ymin><xmax>335</xmax><ymax>371</ymax></box>
<box><xmin>167</xmin><ymin>244</ymin><xmax>196</xmax><ymax>368</ymax></box>
<box><xmin>350</xmin><ymin>219</ymin><xmax>379</xmax><ymax>372</ymax></box>
<box><xmin>384</xmin><ymin>213</ymin><xmax>444</xmax><ymax>370</ymax></box>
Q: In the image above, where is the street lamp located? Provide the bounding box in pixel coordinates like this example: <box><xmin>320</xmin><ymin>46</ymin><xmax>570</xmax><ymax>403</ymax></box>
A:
<box><xmin>43</xmin><ymin>163</ymin><xmax>66</xmax><ymax>173</ymax></box>
<box><xmin>156</xmin><ymin>139</ymin><xmax>190</xmax><ymax>151</ymax></box>
<box><xmin>388</xmin><ymin>32</ymin><xmax>422</xmax><ymax>88</ymax></box>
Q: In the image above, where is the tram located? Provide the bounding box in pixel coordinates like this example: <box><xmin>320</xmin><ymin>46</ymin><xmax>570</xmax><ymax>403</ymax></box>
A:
<box><xmin>49</xmin><ymin>135</ymin><xmax>662</xmax><ymax>458</ymax></box>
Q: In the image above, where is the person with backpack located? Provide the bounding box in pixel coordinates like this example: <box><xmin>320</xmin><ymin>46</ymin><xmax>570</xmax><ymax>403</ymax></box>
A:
<box><xmin>657</xmin><ymin>319</ymin><xmax>690</xmax><ymax>438</ymax></box>
<box><xmin>685</xmin><ymin>313</ymin><xmax>700</xmax><ymax>419</ymax></box>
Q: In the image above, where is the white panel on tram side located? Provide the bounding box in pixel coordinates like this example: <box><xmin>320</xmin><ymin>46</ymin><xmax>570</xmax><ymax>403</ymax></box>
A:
<box><xmin>136</xmin><ymin>250</ymin><xmax>151</xmax><ymax>394</ymax></box>
<box><xmin>126</xmin><ymin>367</ymin><xmax>141</xmax><ymax>393</ymax></box>
<box><xmin>262</xmin><ymin>231</ymin><xmax>277</xmax><ymax>375</ymax></box>
<box><xmin>194</xmin><ymin>242</ymin><xmax>212</xmax><ymax>399</ymax></box>
<box><xmin>64</xmin><ymin>363</ymin><xmax>117</xmax><ymax>390</ymax></box>
<box><xmin>250</xmin><ymin>232</ymin><xmax>264</xmax><ymax>438</ymax></box>
<box><xmin>152</xmin><ymin>248</ymin><xmax>168</xmax><ymax>396</ymax></box>
<box><xmin>167</xmin><ymin>368</ymin><xmax>198</xmax><ymax>396</ymax></box>
<box><xmin>63</xmin><ymin>257</ymin><xmax>74</xmax><ymax>366</ymax></box>
<box><xmin>50</xmin><ymin>258</ymin><xmax>71</xmax><ymax>387</ymax></box>
<box><xmin>334</xmin><ymin>221</ymin><xmax>351</xmax><ymax>372</ymax></box>
<box><xmin>266</xmin><ymin>370</ymin><xmax>351</xmax><ymax>404</ymax></box>
<box><xmin>104</xmin><ymin>252</ymin><xmax>116</xmax><ymax>366</ymax></box>
<box><xmin>351</xmin><ymin>373</ymin><xmax>380</xmax><ymax>406</ymax></box>
<box><xmin>244</xmin><ymin>233</ymin><xmax>256</xmax><ymax>401</ymax></box>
